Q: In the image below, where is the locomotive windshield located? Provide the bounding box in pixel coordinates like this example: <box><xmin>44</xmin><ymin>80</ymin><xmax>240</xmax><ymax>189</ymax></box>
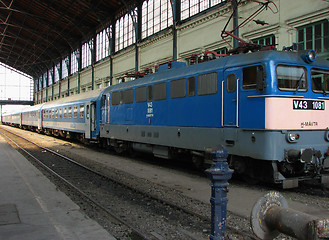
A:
<box><xmin>276</xmin><ymin>65</ymin><xmax>307</xmax><ymax>92</ymax></box>
<box><xmin>311</xmin><ymin>69</ymin><xmax>329</xmax><ymax>94</ymax></box>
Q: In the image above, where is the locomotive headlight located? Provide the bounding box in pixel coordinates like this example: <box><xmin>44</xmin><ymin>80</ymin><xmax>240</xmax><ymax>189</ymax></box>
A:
<box><xmin>286</xmin><ymin>132</ymin><xmax>300</xmax><ymax>143</ymax></box>
<box><xmin>302</xmin><ymin>49</ymin><xmax>317</xmax><ymax>64</ymax></box>
<box><xmin>325</xmin><ymin>131</ymin><xmax>329</xmax><ymax>142</ymax></box>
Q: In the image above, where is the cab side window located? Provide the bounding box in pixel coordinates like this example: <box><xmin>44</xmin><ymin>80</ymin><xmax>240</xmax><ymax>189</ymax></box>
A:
<box><xmin>243</xmin><ymin>65</ymin><xmax>264</xmax><ymax>90</ymax></box>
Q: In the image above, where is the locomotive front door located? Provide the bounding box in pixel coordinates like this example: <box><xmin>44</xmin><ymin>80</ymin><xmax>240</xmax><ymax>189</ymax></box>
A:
<box><xmin>223</xmin><ymin>68</ymin><xmax>240</xmax><ymax>127</ymax></box>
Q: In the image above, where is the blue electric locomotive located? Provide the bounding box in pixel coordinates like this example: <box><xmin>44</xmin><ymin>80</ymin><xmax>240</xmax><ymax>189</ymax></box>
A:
<box><xmin>99</xmin><ymin>49</ymin><xmax>329</xmax><ymax>188</ymax></box>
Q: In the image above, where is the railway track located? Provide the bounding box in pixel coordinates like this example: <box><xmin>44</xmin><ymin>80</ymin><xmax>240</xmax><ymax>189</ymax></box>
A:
<box><xmin>2</xmin><ymin>125</ymin><xmax>329</xmax><ymax>240</ymax></box>
<box><xmin>2</xmin><ymin>126</ymin><xmax>252</xmax><ymax>240</ymax></box>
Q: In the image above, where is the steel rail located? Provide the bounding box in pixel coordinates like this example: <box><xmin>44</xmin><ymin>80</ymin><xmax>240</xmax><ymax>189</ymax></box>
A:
<box><xmin>0</xmin><ymin>126</ymin><xmax>256</xmax><ymax>239</ymax></box>
<box><xmin>0</xmin><ymin>127</ymin><xmax>155</xmax><ymax>240</ymax></box>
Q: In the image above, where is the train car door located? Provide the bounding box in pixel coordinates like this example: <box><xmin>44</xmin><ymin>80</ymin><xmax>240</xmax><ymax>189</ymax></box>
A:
<box><xmin>38</xmin><ymin>110</ymin><xmax>43</xmax><ymax>130</ymax></box>
<box><xmin>91</xmin><ymin>103</ymin><xmax>96</xmax><ymax>132</ymax></box>
<box><xmin>85</xmin><ymin>102</ymin><xmax>96</xmax><ymax>139</ymax></box>
<box><xmin>223</xmin><ymin>68</ymin><xmax>241</xmax><ymax>127</ymax></box>
<box><xmin>85</xmin><ymin>103</ymin><xmax>91</xmax><ymax>139</ymax></box>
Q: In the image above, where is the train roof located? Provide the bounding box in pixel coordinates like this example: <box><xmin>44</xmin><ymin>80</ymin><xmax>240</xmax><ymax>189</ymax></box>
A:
<box><xmin>21</xmin><ymin>104</ymin><xmax>44</xmax><ymax>113</ymax></box>
<box><xmin>42</xmin><ymin>88</ymin><xmax>104</xmax><ymax>108</ymax></box>
<box><xmin>2</xmin><ymin>104</ymin><xmax>44</xmax><ymax>116</ymax></box>
<box><xmin>223</xmin><ymin>50</ymin><xmax>329</xmax><ymax>68</ymax></box>
<box><xmin>102</xmin><ymin>50</ymin><xmax>329</xmax><ymax>93</ymax></box>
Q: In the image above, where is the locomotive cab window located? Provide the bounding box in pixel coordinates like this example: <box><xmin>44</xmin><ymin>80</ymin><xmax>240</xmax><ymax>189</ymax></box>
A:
<box><xmin>243</xmin><ymin>65</ymin><xmax>264</xmax><ymax>90</ymax></box>
<box><xmin>311</xmin><ymin>69</ymin><xmax>329</xmax><ymax>94</ymax></box>
<box><xmin>277</xmin><ymin>65</ymin><xmax>307</xmax><ymax>92</ymax></box>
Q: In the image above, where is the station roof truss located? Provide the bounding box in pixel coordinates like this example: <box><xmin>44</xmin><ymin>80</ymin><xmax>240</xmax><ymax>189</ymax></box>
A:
<box><xmin>0</xmin><ymin>0</ymin><xmax>137</xmax><ymax>78</ymax></box>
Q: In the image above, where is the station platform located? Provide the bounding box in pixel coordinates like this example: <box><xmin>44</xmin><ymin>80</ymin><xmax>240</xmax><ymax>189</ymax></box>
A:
<box><xmin>0</xmin><ymin>135</ymin><xmax>116</xmax><ymax>240</ymax></box>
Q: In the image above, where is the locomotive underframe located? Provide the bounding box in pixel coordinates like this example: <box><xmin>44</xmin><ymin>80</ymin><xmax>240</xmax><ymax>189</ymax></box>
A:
<box><xmin>100</xmin><ymin>123</ymin><xmax>329</xmax><ymax>188</ymax></box>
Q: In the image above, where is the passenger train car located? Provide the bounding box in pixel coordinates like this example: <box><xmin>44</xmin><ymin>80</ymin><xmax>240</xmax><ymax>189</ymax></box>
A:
<box><xmin>2</xmin><ymin>49</ymin><xmax>329</xmax><ymax>188</ymax></box>
<box><xmin>2</xmin><ymin>88</ymin><xmax>104</xmax><ymax>140</ymax></box>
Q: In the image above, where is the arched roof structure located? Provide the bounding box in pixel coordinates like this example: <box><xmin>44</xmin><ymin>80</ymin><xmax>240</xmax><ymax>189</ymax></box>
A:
<box><xmin>0</xmin><ymin>0</ymin><xmax>137</xmax><ymax>77</ymax></box>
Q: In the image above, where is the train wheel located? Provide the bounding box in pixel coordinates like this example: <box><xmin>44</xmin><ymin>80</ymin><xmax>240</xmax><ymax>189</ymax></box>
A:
<box><xmin>192</xmin><ymin>155</ymin><xmax>204</xmax><ymax>170</ymax></box>
<box><xmin>114</xmin><ymin>146</ymin><xmax>124</xmax><ymax>154</ymax></box>
<box><xmin>242</xmin><ymin>174</ymin><xmax>260</xmax><ymax>185</ymax></box>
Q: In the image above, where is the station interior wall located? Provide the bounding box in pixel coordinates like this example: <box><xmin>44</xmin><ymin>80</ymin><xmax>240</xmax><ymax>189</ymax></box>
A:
<box><xmin>36</xmin><ymin>0</ymin><xmax>329</xmax><ymax>103</ymax></box>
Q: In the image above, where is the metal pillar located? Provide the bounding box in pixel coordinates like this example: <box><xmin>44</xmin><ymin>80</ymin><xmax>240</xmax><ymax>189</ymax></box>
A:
<box><xmin>170</xmin><ymin>0</ymin><xmax>180</xmax><ymax>60</ymax></box>
<box><xmin>205</xmin><ymin>145</ymin><xmax>234</xmax><ymax>240</ymax></box>
<box><xmin>251</xmin><ymin>192</ymin><xmax>329</xmax><ymax>240</ymax></box>
<box><xmin>232</xmin><ymin>0</ymin><xmax>239</xmax><ymax>48</ymax></box>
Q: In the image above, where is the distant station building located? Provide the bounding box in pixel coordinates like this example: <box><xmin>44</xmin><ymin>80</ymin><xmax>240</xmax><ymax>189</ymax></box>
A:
<box><xmin>0</xmin><ymin>0</ymin><xmax>328</xmax><ymax>104</ymax></box>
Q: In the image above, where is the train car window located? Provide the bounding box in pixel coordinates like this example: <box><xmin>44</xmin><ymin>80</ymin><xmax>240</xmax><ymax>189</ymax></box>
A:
<box><xmin>55</xmin><ymin>109</ymin><xmax>58</xmax><ymax>119</ymax></box>
<box><xmin>51</xmin><ymin>109</ymin><xmax>54</xmax><ymax>119</ymax></box>
<box><xmin>136</xmin><ymin>86</ymin><xmax>147</xmax><ymax>102</ymax></box>
<box><xmin>188</xmin><ymin>77</ymin><xmax>196</xmax><ymax>96</ymax></box>
<box><xmin>243</xmin><ymin>66</ymin><xmax>263</xmax><ymax>90</ymax></box>
<box><xmin>80</xmin><ymin>105</ymin><xmax>84</xmax><ymax>118</ymax></box>
<box><xmin>226</xmin><ymin>74</ymin><xmax>237</xmax><ymax>93</ymax></box>
<box><xmin>44</xmin><ymin>111</ymin><xmax>47</xmax><ymax>119</ymax></box>
<box><xmin>63</xmin><ymin>107</ymin><xmax>67</xmax><ymax>118</ymax></box>
<box><xmin>68</xmin><ymin>106</ymin><xmax>72</xmax><ymax>118</ymax></box>
<box><xmin>198</xmin><ymin>72</ymin><xmax>217</xmax><ymax>95</ymax></box>
<box><xmin>311</xmin><ymin>69</ymin><xmax>329</xmax><ymax>94</ymax></box>
<box><xmin>59</xmin><ymin>108</ymin><xmax>62</xmax><ymax>118</ymax></box>
<box><xmin>277</xmin><ymin>65</ymin><xmax>307</xmax><ymax>92</ymax></box>
<box><xmin>147</xmin><ymin>85</ymin><xmax>153</xmax><ymax>101</ymax></box>
<box><xmin>124</xmin><ymin>89</ymin><xmax>134</xmax><ymax>104</ymax></box>
<box><xmin>73</xmin><ymin>106</ymin><xmax>78</xmax><ymax>118</ymax></box>
<box><xmin>154</xmin><ymin>82</ymin><xmax>166</xmax><ymax>101</ymax></box>
<box><xmin>112</xmin><ymin>91</ymin><xmax>119</xmax><ymax>105</ymax></box>
<box><xmin>170</xmin><ymin>78</ymin><xmax>186</xmax><ymax>99</ymax></box>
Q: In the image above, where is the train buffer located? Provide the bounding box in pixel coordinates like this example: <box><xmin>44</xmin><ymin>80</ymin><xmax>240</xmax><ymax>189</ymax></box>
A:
<box><xmin>251</xmin><ymin>191</ymin><xmax>329</xmax><ymax>240</ymax></box>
